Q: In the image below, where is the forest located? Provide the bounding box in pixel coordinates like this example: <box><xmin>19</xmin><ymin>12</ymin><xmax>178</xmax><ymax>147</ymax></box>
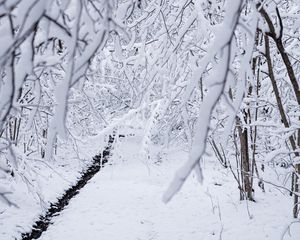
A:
<box><xmin>0</xmin><ymin>0</ymin><xmax>300</xmax><ymax>239</ymax></box>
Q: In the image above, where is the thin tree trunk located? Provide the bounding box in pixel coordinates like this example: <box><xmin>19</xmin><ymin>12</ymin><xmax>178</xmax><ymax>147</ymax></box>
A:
<box><xmin>229</xmin><ymin>86</ymin><xmax>254</xmax><ymax>201</ymax></box>
<box><xmin>264</xmin><ymin>34</ymin><xmax>300</xmax><ymax>217</ymax></box>
<box><xmin>237</xmin><ymin>117</ymin><xmax>254</xmax><ymax>201</ymax></box>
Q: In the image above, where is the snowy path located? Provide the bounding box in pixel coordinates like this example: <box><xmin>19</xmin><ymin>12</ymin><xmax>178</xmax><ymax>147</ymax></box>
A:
<box><xmin>39</xmin><ymin>158</ymin><xmax>210</xmax><ymax>240</ymax></box>
<box><xmin>38</xmin><ymin>139</ymin><xmax>299</xmax><ymax>240</ymax></box>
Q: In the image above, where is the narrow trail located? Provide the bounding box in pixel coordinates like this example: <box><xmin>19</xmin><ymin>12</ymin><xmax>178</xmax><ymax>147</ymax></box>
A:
<box><xmin>20</xmin><ymin>135</ymin><xmax>115</xmax><ymax>240</ymax></box>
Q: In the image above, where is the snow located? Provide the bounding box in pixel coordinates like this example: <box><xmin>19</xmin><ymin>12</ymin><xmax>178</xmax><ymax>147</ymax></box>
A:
<box><xmin>1</xmin><ymin>2</ymin><xmax>300</xmax><ymax>239</ymax></box>
<box><xmin>29</xmin><ymin>135</ymin><xmax>300</xmax><ymax>240</ymax></box>
<box><xmin>0</xmin><ymin>137</ymin><xmax>105</xmax><ymax>240</ymax></box>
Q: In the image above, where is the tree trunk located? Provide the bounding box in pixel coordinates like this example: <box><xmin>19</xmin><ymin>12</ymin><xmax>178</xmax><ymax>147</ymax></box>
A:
<box><xmin>237</xmin><ymin>118</ymin><xmax>254</xmax><ymax>201</ymax></box>
<box><xmin>260</xmin><ymin>7</ymin><xmax>300</xmax><ymax>217</ymax></box>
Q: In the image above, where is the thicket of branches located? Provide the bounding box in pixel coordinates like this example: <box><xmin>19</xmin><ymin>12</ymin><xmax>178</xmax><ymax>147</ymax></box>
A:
<box><xmin>0</xmin><ymin>0</ymin><xmax>299</xmax><ymax>219</ymax></box>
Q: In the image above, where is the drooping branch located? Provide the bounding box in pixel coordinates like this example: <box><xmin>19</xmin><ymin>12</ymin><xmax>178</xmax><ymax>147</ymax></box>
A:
<box><xmin>163</xmin><ymin>0</ymin><xmax>247</xmax><ymax>203</ymax></box>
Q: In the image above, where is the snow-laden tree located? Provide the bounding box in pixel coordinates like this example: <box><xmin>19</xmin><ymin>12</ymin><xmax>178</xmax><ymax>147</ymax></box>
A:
<box><xmin>162</xmin><ymin>0</ymin><xmax>258</xmax><ymax>203</ymax></box>
<box><xmin>0</xmin><ymin>0</ymin><xmax>115</xmax><ymax>206</ymax></box>
<box><xmin>257</xmin><ymin>0</ymin><xmax>300</xmax><ymax>218</ymax></box>
<box><xmin>0</xmin><ymin>0</ymin><xmax>300</xmax><ymax>220</ymax></box>
<box><xmin>198</xmin><ymin>0</ymin><xmax>300</xmax><ymax>217</ymax></box>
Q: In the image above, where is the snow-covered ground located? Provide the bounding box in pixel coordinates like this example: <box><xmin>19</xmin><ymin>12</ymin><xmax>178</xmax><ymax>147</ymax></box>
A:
<box><xmin>33</xmin><ymin>135</ymin><xmax>299</xmax><ymax>240</ymax></box>
<box><xmin>0</xmin><ymin>135</ymin><xmax>107</xmax><ymax>240</ymax></box>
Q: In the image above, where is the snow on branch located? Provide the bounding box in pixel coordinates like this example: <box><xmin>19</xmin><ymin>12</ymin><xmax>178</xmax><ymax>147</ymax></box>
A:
<box><xmin>163</xmin><ymin>0</ymin><xmax>256</xmax><ymax>203</ymax></box>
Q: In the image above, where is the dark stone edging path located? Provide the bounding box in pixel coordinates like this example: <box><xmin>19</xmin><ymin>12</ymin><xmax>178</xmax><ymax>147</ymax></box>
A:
<box><xmin>20</xmin><ymin>134</ymin><xmax>115</xmax><ymax>240</ymax></box>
